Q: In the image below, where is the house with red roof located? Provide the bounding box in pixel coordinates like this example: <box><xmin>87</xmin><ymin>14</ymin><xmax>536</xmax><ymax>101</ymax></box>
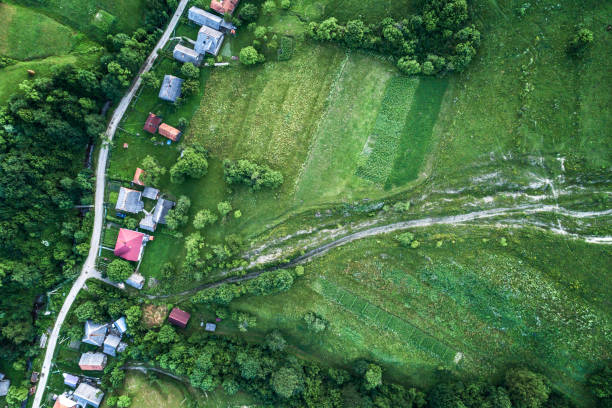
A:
<box><xmin>158</xmin><ymin>123</ymin><xmax>182</xmax><ymax>142</ymax></box>
<box><xmin>143</xmin><ymin>113</ymin><xmax>162</xmax><ymax>134</ymax></box>
<box><xmin>210</xmin><ymin>0</ymin><xmax>239</xmax><ymax>15</ymax></box>
<box><xmin>168</xmin><ymin>307</ymin><xmax>191</xmax><ymax>328</ymax></box>
<box><xmin>114</xmin><ymin>228</ymin><xmax>147</xmax><ymax>262</ymax></box>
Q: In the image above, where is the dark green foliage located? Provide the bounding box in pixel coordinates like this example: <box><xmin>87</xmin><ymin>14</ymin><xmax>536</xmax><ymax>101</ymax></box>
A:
<box><xmin>271</xmin><ymin>366</ymin><xmax>303</xmax><ymax>398</ymax></box>
<box><xmin>223</xmin><ymin>159</ymin><xmax>283</xmax><ymax>190</ymax></box>
<box><xmin>170</xmin><ymin>146</ymin><xmax>208</xmax><ymax>183</ymax></box>
<box><xmin>239</xmin><ymin>3</ymin><xmax>259</xmax><ymax>22</ymax></box>
<box><xmin>0</xmin><ymin>55</ymin><xmax>17</xmax><ymax>69</ymax></box>
<box><xmin>588</xmin><ymin>365</ymin><xmax>612</xmax><ymax>406</ymax></box>
<box><xmin>504</xmin><ymin>368</ymin><xmax>550</xmax><ymax>408</ymax></box>
<box><xmin>239</xmin><ymin>46</ymin><xmax>265</xmax><ymax>65</ymax></box>
<box><xmin>308</xmin><ymin>0</ymin><xmax>480</xmax><ymax>75</ymax></box>
<box><xmin>304</xmin><ymin>311</ymin><xmax>327</xmax><ymax>332</ymax></box>
<box><xmin>165</xmin><ymin>195</ymin><xmax>191</xmax><ymax>230</ymax></box>
<box><xmin>278</xmin><ymin>36</ymin><xmax>294</xmax><ymax>61</ymax></box>
<box><xmin>567</xmin><ymin>27</ymin><xmax>594</xmax><ymax>57</ymax></box>
<box><xmin>106</xmin><ymin>259</ymin><xmax>133</xmax><ymax>282</ymax></box>
<box><xmin>140</xmin><ymin>155</ymin><xmax>166</xmax><ymax>187</ymax></box>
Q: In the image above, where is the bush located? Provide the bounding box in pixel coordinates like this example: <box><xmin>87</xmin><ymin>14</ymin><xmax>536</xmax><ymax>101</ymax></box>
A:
<box><xmin>223</xmin><ymin>159</ymin><xmax>283</xmax><ymax>190</ymax></box>
<box><xmin>165</xmin><ymin>196</ymin><xmax>191</xmax><ymax>230</ymax></box>
<box><xmin>170</xmin><ymin>146</ymin><xmax>208</xmax><ymax>183</ymax></box>
<box><xmin>180</xmin><ymin>62</ymin><xmax>200</xmax><ymax>79</ymax></box>
<box><xmin>239</xmin><ymin>46</ymin><xmax>265</xmax><ymax>65</ymax></box>
<box><xmin>304</xmin><ymin>312</ymin><xmax>327</xmax><ymax>332</ymax></box>
<box><xmin>568</xmin><ymin>27</ymin><xmax>594</xmax><ymax>57</ymax></box>
<box><xmin>217</xmin><ymin>201</ymin><xmax>232</xmax><ymax>217</ymax></box>
<box><xmin>193</xmin><ymin>209</ymin><xmax>218</xmax><ymax>229</ymax></box>
<box><xmin>278</xmin><ymin>36</ymin><xmax>294</xmax><ymax>61</ymax></box>
<box><xmin>281</xmin><ymin>0</ymin><xmax>291</xmax><ymax>10</ymax></box>
<box><xmin>262</xmin><ymin>0</ymin><xmax>276</xmax><ymax>15</ymax></box>
<box><xmin>107</xmin><ymin>259</ymin><xmax>133</xmax><ymax>282</ymax></box>
<box><xmin>239</xmin><ymin>3</ymin><xmax>258</xmax><ymax>22</ymax></box>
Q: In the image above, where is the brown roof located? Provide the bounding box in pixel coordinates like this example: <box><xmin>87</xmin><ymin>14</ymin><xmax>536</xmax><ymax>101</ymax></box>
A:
<box><xmin>133</xmin><ymin>168</ymin><xmax>145</xmax><ymax>186</ymax></box>
<box><xmin>158</xmin><ymin>123</ymin><xmax>182</xmax><ymax>142</ymax></box>
<box><xmin>210</xmin><ymin>0</ymin><xmax>239</xmax><ymax>14</ymax></box>
<box><xmin>144</xmin><ymin>113</ymin><xmax>162</xmax><ymax>134</ymax></box>
<box><xmin>168</xmin><ymin>307</ymin><xmax>190</xmax><ymax>328</ymax></box>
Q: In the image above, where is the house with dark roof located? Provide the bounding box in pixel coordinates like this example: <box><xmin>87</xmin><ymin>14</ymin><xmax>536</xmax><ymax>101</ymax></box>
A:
<box><xmin>133</xmin><ymin>168</ymin><xmax>145</xmax><ymax>186</ymax></box>
<box><xmin>114</xmin><ymin>317</ymin><xmax>127</xmax><ymax>335</ymax></box>
<box><xmin>0</xmin><ymin>377</ymin><xmax>10</xmax><ymax>397</ymax></box>
<box><xmin>159</xmin><ymin>75</ymin><xmax>183</xmax><ymax>103</ymax></box>
<box><xmin>168</xmin><ymin>307</ymin><xmax>191</xmax><ymax>328</ymax></box>
<box><xmin>173</xmin><ymin>43</ymin><xmax>203</xmax><ymax>65</ymax></box>
<box><xmin>115</xmin><ymin>187</ymin><xmax>144</xmax><ymax>214</ymax></box>
<box><xmin>125</xmin><ymin>272</ymin><xmax>145</xmax><ymax>289</ymax></box>
<box><xmin>114</xmin><ymin>228</ymin><xmax>147</xmax><ymax>262</ymax></box>
<box><xmin>73</xmin><ymin>383</ymin><xmax>104</xmax><ymax>408</ymax></box>
<box><xmin>82</xmin><ymin>321</ymin><xmax>107</xmax><ymax>347</ymax></box>
<box><xmin>62</xmin><ymin>373</ymin><xmax>79</xmax><ymax>388</ymax></box>
<box><xmin>158</xmin><ymin>123</ymin><xmax>182</xmax><ymax>142</ymax></box>
<box><xmin>143</xmin><ymin>113</ymin><xmax>162</xmax><ymax>134</ymax></box>
<box><xmin>195</xmin><ymin>25</ymin><xmax>224</xmax><ymax>56</ymax></box>
<box><xmin>142</xmin><ymin>186</ymin><xmax>159</xmax><ymax>200</ymax></box>
<box><xmin>210</xmin><ymin>0</ymin><xmax>239</xmax><ymax>15</ymax></box>
<box><xmin>189</xmin><ymin>6</ymin><xmax>223</xmax><ymax>29</ymax></box>
<box><xmin>78</xmin><ymin>352</ymin><xmax>107</xmax><ymax>371</ymax></box>
<box><xmin>103</xmin><ymin>334</ymin><xmax>121</xmax><ymax>357</ymax></box>
<box><xmin>139</xmin><ymin>198</ymin><xmax>175</xmax><ymax>232</ymax></box>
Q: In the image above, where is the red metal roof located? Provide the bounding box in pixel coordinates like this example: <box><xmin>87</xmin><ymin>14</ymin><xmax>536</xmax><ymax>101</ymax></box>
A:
<box><xmin>158</xmin><ymin>123</ymin><xmax>182</xmax><ymax>142</ymax></box>
<box><xmin>133</xmin><ymin>168</ymin><xmax>145</xmax><ymax>186</ymax></box>
<box><xmin>114</xmin><ymin>228</ymin><xmax>145</xmax><ymax>262</ymax></box>
<box><xmin>143</xmin><ymin>113</ymin><xmax>162</xmax><ymax>134</ymax></box>
<box><xmin>210</xmin><ymin>0</ymin><xmax>239</xmax><ymax>14</ymax></box>
<box><xmin>168</xmin><ymin>307</ymin><xmax>191</xmax><ymax>328</ymax></box>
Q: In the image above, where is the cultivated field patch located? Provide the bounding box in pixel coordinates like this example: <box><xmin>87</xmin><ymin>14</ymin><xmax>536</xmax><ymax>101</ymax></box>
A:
<box><xmin>142</xmin><ymin>304</ymin><xmax>168</xmax><ymax>328</ymax></box>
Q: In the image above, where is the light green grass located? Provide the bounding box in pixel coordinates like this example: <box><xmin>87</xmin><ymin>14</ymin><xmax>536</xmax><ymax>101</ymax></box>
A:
<box><xmin>289</xmin><ymin>0</ymin><xmax>418</xmax><ymax>23</ymax></box>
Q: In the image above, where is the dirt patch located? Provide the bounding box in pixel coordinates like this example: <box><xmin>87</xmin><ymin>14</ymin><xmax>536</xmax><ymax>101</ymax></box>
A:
<box><xmin>142</xmin><ymin>304</ymin><xmax>168</xmax><ymax>328</ymax></box>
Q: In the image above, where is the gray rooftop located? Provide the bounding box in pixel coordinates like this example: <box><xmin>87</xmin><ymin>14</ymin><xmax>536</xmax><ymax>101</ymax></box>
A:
<box><xmin>74</xmin><ymin>383</ymin><xmax>104</xmax><ymax>408</ymax></box>
<box><xmin>142</xmin><ymin>186</ymin><xmax>160</xmax><ymax>200</ymax></box>
<box><xmin>125</xmin><ymin>272</ymin><xmax>145</xmax><ymax>289</ymax></box>
<box><xmin>189</xmin><ymin>7</ymin><xmax>222</xmax><ymax>29</ymax></box>
<box><xmin>173</xmin><ymin>43</ymin><xmax>202</xmax><ymax>65</ymax></box>
<box><xmin>195</xmin><ymin>25</ymin><xmax>224</xmax><ymax>56</ymax></box>
<box><xmin>159</xmin><ymin>75</ymin><xmax>184</xmax><ymax>102</ymax></box>
<box><xmin>82</xmin><ymin>320</ymin><xmax>107</xmax><ymax>347</ymax></box>
<box><xmin>63</xmin><ymin>373</ymin><xmax>79</xmax><ymax>388</ymax></box>
<box><xmin>0</xmin><ymin>379</ymin><xmax>10</xmax><ymax>397</ymax></box>
<box><xmin>104</xmin><ymin>334</ymin><xmax>121</xmax><ymax>349</ymax></box>
<box><xmin>115</xmin><ymin>187</ymin><xmax>144</xmax><ymax>214</ymax></box>
<box><xmin>154</xmin><ymin>198</ymin><xmax>175</xmax><ymax>225</ymax></box>
<box><xmin>139</xmin><ymin>213</ymin><xmax>156</xmax><ymax>232</ymax></box>
<box><xmin>114</xmin><ymin>317</ymin><xmax>127</xmax><ymax>335</ymax></box>
<box><xmin>78</xmin><ymin>352</ymin><xmax>107</xmax><ymax>368</ymax></box>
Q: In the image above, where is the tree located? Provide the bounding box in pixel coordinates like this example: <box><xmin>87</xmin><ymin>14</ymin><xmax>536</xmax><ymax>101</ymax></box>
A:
<box><xmin>223</xmin><ymin>159</ymin><xmax>283</xmax><ymax>190</ymax></box>
<box><xmin>5</xmin><ymin>386</ymin><xmax>29</xmax><ymax>408</ymax></box>
<box><xmin>158</xmin><ymin>324</ymin><xmax>178</xmax><ymax>343</ymax></box>
<box><xmin>239</xmin><ymin>46</ymin><xmax>264</xmax><ymax>65</ymax></box>
<box><xmin>281</xmin><ymin>0</ymin><xmax>291</xmax><ymax>9</ymax></box>
<box><xmin>170</xmin><ymin>147</ymin><xmax>208</xmax><ymax>183</ymax></box>
<box><xmin>217</xmin><ymin>201</ymin><xmax>232</xmax><ymax>217</ymax></box>
<box><xmin>141</xmin><ymin>71</ymin><xmax>160</xmax><ymax>88</ymax></box>
<box><xmin>141</xmin><ymin>155</ymin><xmax>166</xmax><ymax>186</ymax></box>
<box><xmin>117</xmin><ymin>395</ymin><xmax>132</xmax><ymax>408</ymax></box>
<box><xmin>165</xmin><ymin>195</ymin><xmax>191</xmax><ymax>230</ymax></box>
<box><xmin>222</xmin><ymin>378</ymin><xmax>240</xmax><ymax>395</ymax></box>
<box><xmin>239</xmin><ymin>3</ymin><xmax>258</xmax><ymax>22</ymax></box>
<box><xmin>193</xmin><ymin>209</ymin><xmax>218</xmax><ymax>229</ymax></box>
<box><xmin>568</xmin><ymin>28</ymin><xmax>594</xmax><ymax>56</ymax></box>
<box><xmin>265</xmin><ymin>330</ymin><xmax>287</xmax><ymax>351</ymax></box>
<box><xmin>505</xmin><ymin>368</ymin><xmax>550</xmax><ymax>408</ymax></box>
<box><xmin>398</xmin><ymin>57</ymin><xmax>421</xmax><ymax>75</ymax></box>
<box><xmin>106</xmin><ymin>396</ymin><xmax>118</xmax><ymax>407</ymax></box>
<box><xmin>180</xmin><ymin>62</ymin><xmax>200</xmax><ymax>79</ymax></box>
<box><xmin>262</xmin><ymin>0</ymin><xmax>276</xmax><ymax>15</ymax></box>
<box><xmin>271</xmin><ymin>367</ymin><xmax>303</xmax><ymax>398</ymax></box>
<box><xmin>75</xmin><ymin>300</ymin><xmax>100</xmax><ymax>322</ymax></box>
<box><xmin>364</xmin><ymin>364</ymin><xmax>383</xmax><ymax>390</ymax></box>
<box><xmin>125</xmin><ymin>305</ymin><xmax>141</xmax><ymax>329</ymax></box>
<box><xmin>587</xmin><ymin>365</ymin><xmax>612</xmax><ymax>405</ymax></box>
<box><xmin>107</xmin><ymin>259</ymin><xmax>133</xmax><ymax>282</ymax></box>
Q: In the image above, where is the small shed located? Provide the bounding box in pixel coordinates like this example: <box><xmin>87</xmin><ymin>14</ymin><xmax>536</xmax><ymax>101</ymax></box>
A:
<box><xmin>74</xmin><ymin>383</ymin><xmax>104</xmax><ymax>408</ymax></box>
<box><xmin>205</xmin><ymin>323</ymin><xmax>216</xmax><ymax>332</ymax></box>
<box><xmin>142</xmin><ymin>187</ymin><xmax>159</xmax><ymax>200</ymax></box>
<box><xmin>159</xmin><ymin>75</ymin><xmax>184</xmax><ymax>103</ymax></box>
<box><xmin>168</xmin><ymin>307</ymin><xmax>191</xmax><ymax>328</ymax></box>
<box><xmin>103</xmin><ymin>334</ymin><xmax>121</xmax><ymax>356</ymax></box>
<box><xmin>62</xmin><ymin>373</ymin><xmax>79</xmax><ymax>388</ymax></box>
<box><xmin>82</xmin><ymin>320</ymin><xmax>108</xmax><ymax>347</ymax></box>
<box><xmin>78</xmin><ymin>352</ymin><xmax>107</xmax><ymax>371</ymax></box>
<box><xmin>0</xmin><ymin>378</ymin><xmax>10</xmax><ymax>397</ymax></box>
<box><xmin>133</xmin><ymin>168</ymin><xmax>145</xmax><ymax>186</ymax></box>
<box><xmin>158</xmin><ymin>124</ymin><xmax>182</xmax><ymax>142</ymax></box>
<box><xmin>173</xmin><ymin>44</ymin><xmax>203</xmax><ymax>65</ymax></box>
<box><xmin>114</xmin><ymin>317</ymin><xmax>127</xmax><ymax>335</ymax></box>
<box><xmin>125</xmin><ymin>272</ymin><xmax>145</xmax><ymax>289</ymax></box>
<box><xmin>143</xmin><ymin>113</ymin><xmax>162</xmax><ymax>134</ymax></box>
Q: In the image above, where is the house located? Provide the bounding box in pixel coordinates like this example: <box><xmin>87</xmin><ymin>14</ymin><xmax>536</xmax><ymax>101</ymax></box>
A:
<box><xmin>159</xmin><ymin>75</ymin><xmax>183</xmax><ymax>103</ymax></box>
<box><xmin>168</xmin><ymin>307</ymin><xmax>191</xmax><ymax>328</ymax></box>
<box><xmin>31</xmin><ymin>371</ymin><xmax>39</xmax><ymax>383</ymax></box>
<box><xmin>143</xmin><ymin>113</ymin><xmax>162</xmax><ymax>134</ymax></box>
<box><xmin>114</xmin><ymin>228</ymin><xmax>147</xmax><ymax>262</ymax></box>
<box><xmin>139</xmin><ymin>198</ymin><xmax>175</xmax><ymax>232</ymax></box>
<box><xmin>195</xmin><ymin>25</ymin><xmax>224</xmax><ymax>56</ymax></box>
<box><xmin>78</xmin><ymin>352</ymin><xmax>107</xmax><ymax>371</ymax></box>
<box><xmin>114</xmin><ymin>316</ymin><xmax>127</xmax><ymax>335</ymax></box>
<box><xmin>125</xmin><ymin>271</ymin><xmax>145</xmax><ymax>289</ymax></box>
<box><xmin>103</xmin><ymin>334</ymin><xmax>121</xmax><ymax>357</ymax></box>
<box><xmin>74</xmin><ymin>383</ymin><xmax>104</xmax><ymax>408</ymax></box>
<box><xmin>210</xmin><ymin>0</ymin><xmax>239</xmax><ymax>15</ymax></box>
<box><xmin>62</xmin><ymin>373</ymin><xmax>79</xmax><ymax>388</ymax></box>
<box><xmin>0</xmin><ymin>378</ymin><xmax>10</xmax><ymax>397</ymax></box>
<box><xmin>205</xmin><ymin>323</ymin><xmax>216</xmax><ymax>332</ymax></box>
<box><xmin>133</xmin><ymin>168</ymin><xmax>145</xmax><ymax>186</ymax></box>
<box><xmin>82</xmin><ymin>320</ymin><xmax>108</xmax><ymax>347</ymax></box>
<box><xmin>115</xmin><ymin>187</ymin><xmax>144</xmax><ymax>214</ymax></box>
<box><xmin>158</xmin><ymin>123</ymin><xmax>182</xmax><ymax>142</ymax></box>
<box><xmin>189</xmin><ymin>6</ymin><xmax>223</xmax><ymax>29</ymax></box>
<box><xmin>173</xmin><ymin>43</ymin><xmax>203</xmax><ymax>65</ymax></box>
<box><xmin>53</xmin><ymin>394</ymin><xmax>78</xmax><ymax>408</ymax></box>
<box><xmin>142</xmin><ymin>186</ymin><xmax>160</xmax><ymax>200</ymax></box>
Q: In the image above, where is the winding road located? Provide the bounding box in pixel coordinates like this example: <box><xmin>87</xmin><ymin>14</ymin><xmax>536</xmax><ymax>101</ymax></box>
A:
<box><xmin>31</xmin><ymin>1</ymin><xmax>189</xmax><ymax>407</ymax></box>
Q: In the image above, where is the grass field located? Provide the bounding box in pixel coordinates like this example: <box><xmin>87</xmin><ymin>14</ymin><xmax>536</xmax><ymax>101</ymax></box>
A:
<box><xmin>290</xmin><ymin>0</ymin><xmax>418</xmax><ymax>23</ymax></box>
<box><xmin>102</xmin><ymin>371</ymin><xmax>257</xmax><ymax>408</ymax></box>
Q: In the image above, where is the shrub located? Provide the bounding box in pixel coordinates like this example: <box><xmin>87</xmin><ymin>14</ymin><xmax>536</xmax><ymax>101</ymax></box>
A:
<box><xmin>223</xmin><ymin>159</ymin><xmax>283</xmax><ymax>190</ymax></box>
<box><xmin>180</xmin><ymin>62</ymin><xmax>200</xmax><ymax>79</ymax></box>
<box><xmin>239</xmin><ymin>3</ymin><xmax>258</xmax><ymax>22</ymax></box>
<box><xmin>239</xmin><ymin>46</ymin><xmax>265</xmax><ymax>65</ymax></box>
<box><xmin>107</xmin><ymin>259</ymin><xmax>133</xmax><ymax>282</ymax></box>
<box><xmin>193</xmin><ymin>209</ymin><xmax>218</xmax><ymax>229</ymax></box>
<box><xmin>568</xmin><ymin>27</ymin><xmax>594</xmax><ymax>57</ymax></box>
<box><xmin>217</xmin><ymin>201</ymin><xmax>232</xmax><ymax>217</ymax></box>
<box><xmin>281</xmin><ymin>0</ymin><xmax>291</xmax><ymax>9</ymax></box>
<box><xmin>262</xmin><ymin>0</ymin><xmax>276</xmax><ymax>15</ymax></box>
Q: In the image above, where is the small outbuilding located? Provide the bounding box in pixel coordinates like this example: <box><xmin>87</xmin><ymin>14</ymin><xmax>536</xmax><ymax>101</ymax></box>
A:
<box><xmin>142</xmin><ymin>186</ymin><xmax>160</xmax><ymax>200</ymax></box>
<box><xmin>78</xmin><ymin>352</ymin><xmax>107</xmax><ymax>371</ymax></box>
<box><xmin>133</xmin><ymin>168</ymin><xmax>145</xmax><ymax>186</ymax></box>
<box><xmin>125</xmin><ymin>271</ymin><xmax>145</xmax><ymax>289</ymax></box>
<box><xmin>0</xmin><ymin>378</ymin><xmax>10</xmax><ymax>397</ymax></box>
<box><xmin>82</xmin><ymin>320</ymin><xmax>108</xmax><ymax>347</ymax></box>
<box><xmin>115</xmin><ymin>187</ymin><xmax>144</xmax><ymax>214</ymax></box>
<box><xmin>168</xmin><ymin>307</ymin><xmax>191</xmax><ymax>328</ymax></box>
<box><xmin>159</xmin><ymin>75</ymin><xmax>183</xmax><ymax>103</ymax></box>
<box><xmin>158</xmin><ymin>123</ymin><xmax>182</xmax><ymax>142</ymax></box>
<box><xmin>114</xmin><ymin>228</ymin><xmax>147</xmax><ymax>262</ymax></box>
<box><xmin>62</xmin><ymin>373</ymin><xmax>79</xmax><ymax>388</ymax></box>
<box><xmin>173</xmin><ymin>43</ymin><xmax>203</xmax><ymax>65</ymax></box>
<box><xmin>103</xmin><ymin>334</ymin><xmax>121</xmax><ymax>357</ymax></box>
<box><xmin>114</xmin><ymin>316</ymin><xmax>128</xmax><ymax>335</ymax></box>
<box><xmin>205</xmin><ymin>323</ymin><xmax>216</xmax><ymax>332</ymax></box>
<box><xmin>74</xmin><ymin>383</ymin><xmax>104</xmax><ymax>408</ymax></box>
<box><xmin>143</xmin><ymin>113</ymin><xmax>162</xmax><ymax>134</ymax></box>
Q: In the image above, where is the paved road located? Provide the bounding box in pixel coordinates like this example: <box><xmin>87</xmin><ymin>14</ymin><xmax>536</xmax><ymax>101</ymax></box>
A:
<box><xmin>31</xmin><ymin>2</ymin><xmax>189</xmax><ymax>407</ymax></box>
